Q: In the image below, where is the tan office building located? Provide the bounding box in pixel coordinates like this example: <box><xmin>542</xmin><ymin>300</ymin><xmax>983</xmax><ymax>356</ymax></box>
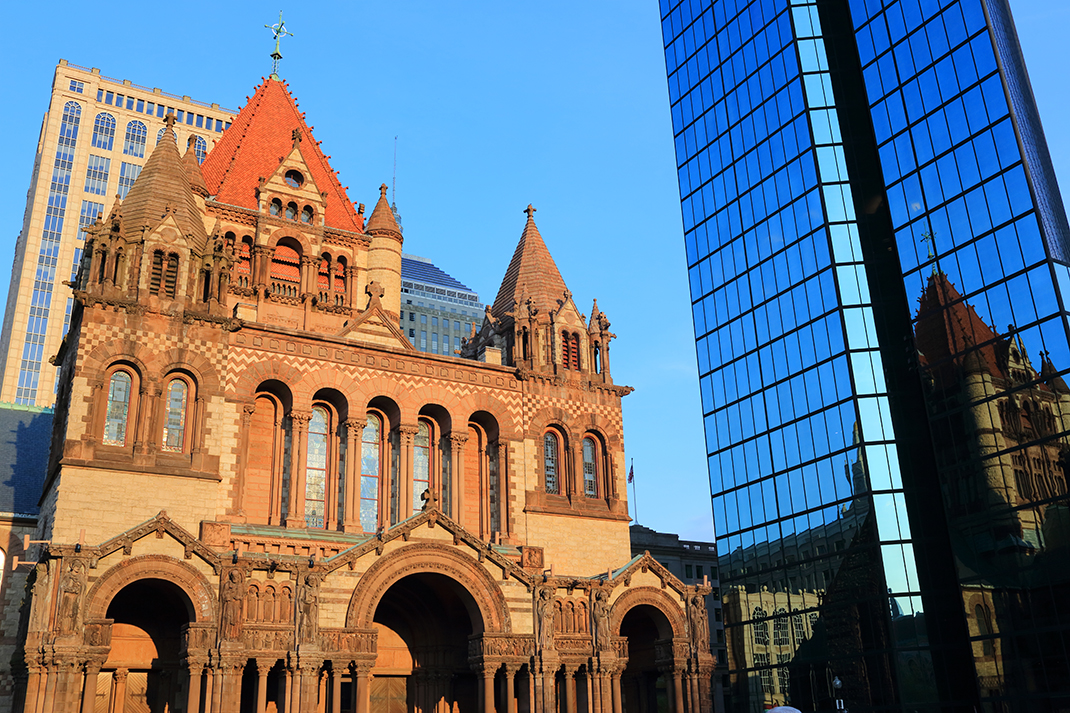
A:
<box><xmin>0</xmin><ymin>60</ymin><xmax>235</xmax><ymax>407</ymax></box>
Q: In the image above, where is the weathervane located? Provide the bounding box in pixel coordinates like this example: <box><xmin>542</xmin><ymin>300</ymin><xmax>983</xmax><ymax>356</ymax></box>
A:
<box><xmin>265</xmin><ymin>11</ymin><xmax>294</xmax><ymax>79</ymax></box>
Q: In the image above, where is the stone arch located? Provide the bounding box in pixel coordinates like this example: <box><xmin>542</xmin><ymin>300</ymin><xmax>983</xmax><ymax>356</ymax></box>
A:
<box><xmin>527</xmin><ymin>405</ymin><xmax>573</xmax><ymax>441</ymax></box>
<box><xmin>79</xmin><ymin>340</ymin><xmax>154</xmax><ymax>385</ymax></box>
<box><xmin>610</xmin><ymin>586</ymin><xmax>686</xmax><ymax>640</ymax></box>
<box><xmin>575</xmin><ymin>413</ymin><xmax>621</xmax><ymax>449</ymax></box>
<box><xmin>157</xmin><ymin>347</ymin><xmax>222</xmax><ymax>394</ymax></box>
<box><xmin>464</xmin><ymin>392</ymin><xmax>521</xmax><ymax>440</ymax></box>
<box><xmin>231</xmin><ymin>359</ymin><xmax>306</xmax><ymax>401</ymax></box>
<box><xmin>350</xmin><ymin>374</ymin><xmax>431</xmax><ymax>425</ymax></box>
<box><xmin>346</xmin><ymin>543</ymin><xmax>512</xmax><ymax>633</ymax></box>
<box><xmin>83</xmin><ymin>554</ymin><xmax>216</xmax><ymax>624</ymax></box>
<box><xmin>264</xmin><ymin>227</ymin><xmax>314</xmax><ymax>255</ymax></box>
<box><xmin>292</xmin><ymin>367</ymin><xmax>358</xmax><ymax>412</ymax></box>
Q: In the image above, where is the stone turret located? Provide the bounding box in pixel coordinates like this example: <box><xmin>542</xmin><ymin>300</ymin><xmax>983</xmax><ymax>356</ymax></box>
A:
<box><xmin>364</xmin><ymin>184</ymin><xmax>403</xmax><ymax>318</ymax></box>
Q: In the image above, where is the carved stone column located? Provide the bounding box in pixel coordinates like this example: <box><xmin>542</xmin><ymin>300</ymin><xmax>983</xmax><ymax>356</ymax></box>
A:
<box><xmin>286</xmin><ymin>411</ymin><xmax>312</xmax><ymax>528</ymax></box>
<box><xmin>671</xmin><ymin>670</ymin><xmax>685</xmax><ymax>713</ymax></box>
<box><xmin>300</xmin><ymin>256</ymin><xmax>314</xmax><ymax>296</ymax></box>
<box><xmin>109</xmin><ymin>668</ymin><xmax>128</xmax><ymax>713</ymax></box>
<box><xmin>611</xmin><ymin>669</ymin><xmax>623</xmax><ymax>713</ymax></box>
<box><xmin>481</xmin><ymin>665</ymin><xmax>496</xmax><ymax>713</ymax></box>
<box><xmin>255</xmin><ymin>658</ymin><xmax>274</xmax><ymax>713</ymax></box>
<box><xmin>81</xmin><ymin>660</ymin><xmax>102</xmax><ymax>713</ymax></box>
<box><xmin>397</xmin><ymin>424</ymin><xmax>419</xmax><ymax>517</ymax></box>
<box><xmin>330</xmin><ymin>663</ymin><xmax>343</xmax><ymax>713</ymax></box>
<box><xmin>345</xmin><ymin>266</ymin><xmax>359</xmax><ymax>310</ymax></box>
<box><xmin>503</xmin><ymin>664</ymin><xmax>516</xmax><ymax>713</ymax></box>
<box><xmin>564</xmin><ymin>667</ymin><xmax>577</xmax><ymax>713</ymax></box>
<box><xmin>353</xmin><ymin>662</ymin><xmax>372</xmax><ymax>713</ymax></box>
<box><xmin>341</xmin><ymin>418</ymin><xmax>364</xmax><ymax>532</ymax></box>
<box><xmin>448</xmin><ymin>432</ymin><xmax>468</xmax><ymax>523</ymax></box>
<box><xmin>24</xmin><ymin>661</ymin><xmax>43</xmax><ymax>713</ymax></box>
<box><xmin>186</xmin><ymin>659</ymin><xmax>204</xmax><ymax>713</ymax></box>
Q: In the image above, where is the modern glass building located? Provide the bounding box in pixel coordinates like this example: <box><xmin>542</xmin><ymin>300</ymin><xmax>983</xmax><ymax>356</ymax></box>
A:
<box><xmin>399</xmin><ymin>254</ymin><xmax>484</xmax><ymax>355</ymax></box>
<box><xmin>661</xmin><ymin>0</ymin><xmax>1070</xmax><ymax>711</ymax></box>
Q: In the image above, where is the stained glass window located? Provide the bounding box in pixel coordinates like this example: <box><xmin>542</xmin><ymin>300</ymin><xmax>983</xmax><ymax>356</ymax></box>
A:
<box><xmin>361</xmin><ymin>413</ymin><xmax>382</xmax><ymax>532</ymax></box>
<box><xmin>583</xmin><ymin>437</ymin><xmax>598</xmax><ymax>497</ymax></box>
<box><xmin>103</xmin><ymin>371</ymin><xmax>132</xmax><ymax>446</ymax></box>
<box><xmin>412</xmin><ymin>421</ymin><xmax>431</xmax><ymax>514</ymax></box>
<box><xmin>544</xmin><ymin>432</ymin><xmax>560</xmax><ymax>494</ymax></box>
<box><xmin>161</xmin><ymin>379</ymin><xmax>187</xmax><ymax>452</ymax></box>
<box><xmin>305</xmin><ymin>406</ymin><xmax>329</xmax><ymax>528</ymax></box>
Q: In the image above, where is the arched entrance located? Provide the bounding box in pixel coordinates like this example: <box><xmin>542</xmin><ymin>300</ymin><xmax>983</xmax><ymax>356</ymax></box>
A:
<box><xmin>620</xmin><ymin>604</ymin><xmax>677</xmax><ymax>713</ymax></box>
<box><xmin>98</xmin><ymin>578</ymin><xmax>196</xmax><ymax>712</ymax></box>
<box><xmin>371</xmin><ymin>572</ymin><xmax>483</xmax><ymax>712</ymax></box>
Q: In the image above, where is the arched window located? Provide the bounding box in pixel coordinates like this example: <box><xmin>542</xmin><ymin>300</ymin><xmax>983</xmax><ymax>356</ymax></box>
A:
<box><xmin>752</xmin><ymin>607</ymin><xmax>769</xmax><ymax>646</ymax></box>
<box><xmin>544</xmin><ymin>431</ymin><xmax>561</xmax><ymax>495</ymax></box>
<box><xmin>305</xmin><ymin>406</ymin><xmax>331</xmax><ymax>528</ymax></box>
<box><xmin>976</xmin><ymin>604</ymin><xmax>994</xmax><ymax>656</ymax></box>
<box><xmin>103</xmin><ymin>370</ymin><xmax>133</xmax><ymax>446</ymax></box>
<box><xmin>165</xmin><ymin>253</ymin><xmax>179</xmax><ymax>298</ymax></box>
<box><xmin>301</xmin><ymin>205</ymin><xmax>314</xmax><ymax>224</ymax></box>
<box><xmin>773</xmin><ymin>608</ymin><xmax>790</xmax><ymax>645</ymax></box>
<box><xmin>193</xmin><ymin>136</ymin><xmax>207</xmax><ymax>164</ymax></box>
<box><xmin>270</xmin><ymin>243</ymin><xmax>302</xmax><ymax>297</ymax></box>
<box><xmin>582</xmin><ymin>437</ymin><xmax>598</xmax><ymax>497</ymax></box>
<box><xmin>792</xmin><ymin>611</ymin><xmax>806</xmax><ymax>643</ymax></box>
<box><xmin>270</xmin><ymin>198</ymin><xmax>283</xmax><ymax>216</ymax></box>
<box><xmin>161</xmin><ymin>377</ymin><xmax>190</xmax><ymax>453</ymax></box>
<box><xmin>150</xmin><ymin>250</ymin><xmax>164</xmax><ymax>294</ymax></box>
<box><xmin>562</xmin><ymin>331</ymin><xmax>580</xmax><ymax>370</ymax></box>
<box><xmin>123</xmin><ymin>120</ymin><xmax>147</xmax><ymax>157</ymax></box>
<box><xmin>236</xmin><ymin>238</ymin><xmax>252</xmax><ymax>288</ymax></box>
<box><xmin>361</xmin><ymin>412</ymin><xmax>384</xmax><ymax>532</ymax></box>
<box><xmin>413</xmin><ymin>420</ymin><xmax>432</xmax><ymax>514</ymax></box>
<box><xmin>334</xmin><ymin>256</ymin><xmax>347</xmax><ymax>302</ymax></box>
<box><xmin>318</xmin><ymin>256</ymin><xmax>331</xmax><ymax>292</ymax></box>
<box><xmin>92</xmin><ymin>113</ymin><xmax>116</xmax><ymax>150</ymax></box>
<box><xmin>286</xmin><ymin>202</ymin><xmax>298</xmax><ymax>221</ymax></box>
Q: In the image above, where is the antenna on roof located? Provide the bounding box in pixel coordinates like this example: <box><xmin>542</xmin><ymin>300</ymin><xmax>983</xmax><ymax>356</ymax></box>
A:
<box><xmin>392</xmin><ymin>135</ymin><xmax>398</xmax><ymax>205</ymax></box>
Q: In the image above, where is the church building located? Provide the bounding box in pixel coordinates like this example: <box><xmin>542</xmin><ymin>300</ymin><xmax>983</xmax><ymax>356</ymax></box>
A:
<box><xmin>5</xmin><ymin>73</ymin><xmax>714</xmax><ymax>713</ymax></box>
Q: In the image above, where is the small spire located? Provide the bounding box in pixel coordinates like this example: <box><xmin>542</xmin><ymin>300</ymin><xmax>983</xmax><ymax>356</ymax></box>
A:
<box><xmin>365</xmin><ymin>182</ymin><xmax>401</xmax><ymax>237</ymax></box>
<box><xmin>265</xmin><ymin>11</ymin><xmax>294</xmax><ymax>79</ymax></box>
<box><xmin>524</xmin><ymin>204</ymin><xmax>536</xmax><ymax>220</ymax></box>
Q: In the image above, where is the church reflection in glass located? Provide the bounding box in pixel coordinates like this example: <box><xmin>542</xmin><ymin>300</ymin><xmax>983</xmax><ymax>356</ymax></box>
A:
<box><xmin>662</xmin><ymin>0</ymin><xmax>1070</xmax><ymax>709</ymax></box>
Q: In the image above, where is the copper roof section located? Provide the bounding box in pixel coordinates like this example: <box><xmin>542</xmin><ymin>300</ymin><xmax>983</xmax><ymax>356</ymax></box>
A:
<box><xmin>491</xmin><ymin>205</ymin><xmax>569</xmax><ymax>318</ymax></box>
<box><xmin>121</xmin><ymin>118</ymin><xmax>207</xmax><ymax>253</ymax></box>
<box><xmin>200</xmin><ymin>78</ymin><xmax>361</xmax><ymax>233</ymax></box>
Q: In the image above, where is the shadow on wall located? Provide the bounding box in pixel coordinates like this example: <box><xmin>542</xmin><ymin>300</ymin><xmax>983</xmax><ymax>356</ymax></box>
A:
<box><xmin>0</xmin><ymin>405</ymin><xmax>54</xmax><ymax>520</ymax></box>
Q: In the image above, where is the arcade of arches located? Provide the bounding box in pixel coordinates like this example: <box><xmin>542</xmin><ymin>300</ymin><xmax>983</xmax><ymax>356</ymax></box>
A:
<box><xmin>4</xmin><ymin>73</ymin><xmax>714</xmax><ymax>713</ymax></box>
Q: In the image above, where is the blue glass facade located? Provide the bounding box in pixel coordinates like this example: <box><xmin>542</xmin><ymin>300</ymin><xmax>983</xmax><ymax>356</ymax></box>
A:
<box><xmin>662</xmin><ymin>0</ymin><xmax>1070</xmax><ymax>710</ymax></box>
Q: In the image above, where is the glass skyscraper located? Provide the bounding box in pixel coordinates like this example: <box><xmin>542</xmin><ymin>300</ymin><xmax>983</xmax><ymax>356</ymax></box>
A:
<box><xmin>661</xmin><ymin>0</ymin><xmax>1070</xmax><ymax>711</ymax></box>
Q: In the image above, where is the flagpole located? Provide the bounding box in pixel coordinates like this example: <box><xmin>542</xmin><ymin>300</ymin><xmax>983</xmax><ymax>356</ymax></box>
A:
<box><xmin>629</xmin><ymin>458</ymin><xmax>638</xmax><ymax>524</ymax></box>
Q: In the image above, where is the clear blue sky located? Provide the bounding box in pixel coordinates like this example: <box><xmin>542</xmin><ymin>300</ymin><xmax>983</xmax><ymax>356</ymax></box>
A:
<box><xmin>2</xmin><ymin>1</ymin><xmax>1068</xmax><ymax>541</ymax></box>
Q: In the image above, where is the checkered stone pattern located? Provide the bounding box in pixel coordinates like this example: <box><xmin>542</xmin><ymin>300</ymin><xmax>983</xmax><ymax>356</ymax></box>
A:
<box><xmin>523</xmin><ymin>390</ymin><xmax>624</xmax><ymax>439</ymax></box>
<box><xmin>79</xmin><ymin>319</ymin><xmax>229</xmax><ymax>382</ymax></box>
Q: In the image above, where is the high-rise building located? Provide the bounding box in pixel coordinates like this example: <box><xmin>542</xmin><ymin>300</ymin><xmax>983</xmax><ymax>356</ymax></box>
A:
<box><xmin>661</xmin><ymin>0</ymin><xmax>1070</xmax><ymax>710</ymax></box>
<box><xmin>0</xmin><ymin>61</ymin><xmax>235</xmax><ymax>407</ymax></box>
<box><xmin>400</xmin><ymin>254</ymin><xmax>484</xmax><ymax>355</ymax></box>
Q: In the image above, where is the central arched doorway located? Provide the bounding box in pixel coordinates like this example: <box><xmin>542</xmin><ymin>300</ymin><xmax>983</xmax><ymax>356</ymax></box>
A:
<box><xmin>371</xmin><ymin>572</ymin><xmax>484</xmax><ymax>712</ymax></box>
<box><xmin>97</xmin><ymin>578</ymin><xmax>195</xmax><ymax>712</ymax></box>
<box><xmin>620</xmin><ymin>604</ymin><xmax>677</xmax><ymax>713</ymax></box>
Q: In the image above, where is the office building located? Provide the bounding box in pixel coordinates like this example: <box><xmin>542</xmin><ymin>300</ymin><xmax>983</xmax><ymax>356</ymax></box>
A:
<box><xmin>3</xmin><ymin>67</ymin><xmax>716</xmax><ymax>713</ymax></box>
<box><xmin>661</xmin><ymin>0</ymin><xmax>1070</xmax><ymax>710</ymax></box>
<box><xmin>0</xmin><ymin>61</ymin><xmax>235</xmax><ymax>408</ymax></box>
<box><xmin>400</xmin><ymin>254</ymin><xmax>484</xmax><ymax>355</ymax></box>
<box><xmin>631</xmin><ymin>524</ymin><xmax>727</xmax><ymax>713</ymax></box>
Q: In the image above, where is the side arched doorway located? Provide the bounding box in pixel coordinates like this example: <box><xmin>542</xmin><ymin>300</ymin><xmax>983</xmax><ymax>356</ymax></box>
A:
<box><xmin>620</xmin><ymin>604</ymin><xmax>678</xmax><ymax>713</ymax></box>
<box><xmin>96</xmin><ymin>578</ymin><xmax>197</xmax><ymax>713</ymax></box>
<box><xmin>371</xmin><ymin>572</ymin><xmax>483</xmax><ymax>712</ymax></box>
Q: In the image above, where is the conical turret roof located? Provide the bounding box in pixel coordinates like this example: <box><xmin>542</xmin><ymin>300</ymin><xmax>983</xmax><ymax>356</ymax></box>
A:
<box><xmin>365</xmin><ymin>184</ymin><xmax>401</xmax><ymax>238</ymax></box>
<box><xmin>491</xmin><ymin>205</ymin><xmax>569</xmax><ymax>319</ymax></box>
<box><xmin>201</xmin><ymin>77</ymin><xmax>362</xmax><ymax>233</ymax></box>
<box><xmin>120</xmin><ymin>116</ymin><xmax>207</xmax><ymax>252</ymax></box>
<box><xmin>183</xmin><ymin>139</ymin><xmax>210</xmax><ymax>197</ymax></box>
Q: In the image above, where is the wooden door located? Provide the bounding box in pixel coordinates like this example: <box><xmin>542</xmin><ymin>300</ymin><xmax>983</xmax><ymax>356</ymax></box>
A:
<box><xmin>369</xmin><ymin>675</ymin><xmax>406</xmax><ymax>713</ymax></box>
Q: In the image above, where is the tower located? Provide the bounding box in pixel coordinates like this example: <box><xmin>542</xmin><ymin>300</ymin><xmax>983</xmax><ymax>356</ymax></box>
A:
<box><xmin>661</xmin><ymin>0</ymin><xmax>1070</xmax><ymax>710</ymax></box>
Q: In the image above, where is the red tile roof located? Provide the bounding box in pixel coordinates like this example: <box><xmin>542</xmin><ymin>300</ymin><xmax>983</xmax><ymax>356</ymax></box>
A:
<box><xmin>201</xmin><ymin>78</ymin><xmax>362</xmax><ymax>233</ymax></box>
<box><xmin>914</xmin><ymin>270</ymin><xmax>1002</xmax><ymax>381</ymax></box>
<box><xmin>491</xmin><ymin>205</ymin><xmax>570</xmax><ymax>318</ymax></box>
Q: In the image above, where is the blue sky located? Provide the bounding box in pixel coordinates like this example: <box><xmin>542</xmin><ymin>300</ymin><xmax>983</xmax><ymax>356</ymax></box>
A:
<box><xmin>2</xmin><ymin>1</ymin><xmax>1067</xmax><ymax>541</ymax></box>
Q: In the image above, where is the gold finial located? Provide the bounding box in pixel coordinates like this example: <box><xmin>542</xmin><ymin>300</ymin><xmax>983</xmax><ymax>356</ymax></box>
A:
<box><xmin>265</xmin><ymin>11</ymin><xmax>294</xmax><ymax>79</ymax></box>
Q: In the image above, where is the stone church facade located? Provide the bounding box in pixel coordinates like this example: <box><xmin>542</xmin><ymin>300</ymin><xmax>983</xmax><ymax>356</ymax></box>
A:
<box><xmin>6</xmin><ymin>76</ymin><xmax>714</xmax><ymax>713</ymax></box>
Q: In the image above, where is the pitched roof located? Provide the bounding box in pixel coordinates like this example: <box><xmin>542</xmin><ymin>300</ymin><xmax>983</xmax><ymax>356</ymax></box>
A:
<box><xmin>121</xmin><ymin>117</ymin><xmax>208</xmax><ymax>252</ymax></box>
<box><xmin>491</xmin><ymin>205</ymin><xmax>569</xmax><ymax>318</ymax></box>
<box><xmin>200</xmin><ymin>78</ymin><xmax>362</xmax><ymax>233</ymax></box>
<box><xmin>914</xmin><ymin>270</ymin><xmax>1003</xmax><ymax>383</ymax></box>
<box><xmin>364</xmin><ymin>184</ymin><xmax>401</xmax><ymax>238</ymax></box>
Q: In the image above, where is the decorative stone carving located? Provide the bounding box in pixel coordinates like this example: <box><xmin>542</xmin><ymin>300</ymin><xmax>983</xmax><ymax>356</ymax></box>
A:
<box><xmin>536</xmin><ymin>586</ymin><xmax>556</xmax><ymax>651</ymax></box>
<box><xmin>221</xmin><ymin>569</ymin><xmax>245</xmax><ymax>640</ymax></box>
<box><xmin>298</xmin><ymin>575</ymin><xmax>320</xmax><ymax>643</ymax></box>
<box><xmin>520</xmin><ymin>546</ymin><xmax>544</xmax><ymax>570</ymax></box>
<box><xmin>57</xmin><ymin>559</ymin><xmax>86</xmax><ymax>635</ymax></box>
<box><xmin>593</xmin><ymin>588</ymin><xmax>614</xmax><ymax>652</ymax></box>
<box><xmin>688</xmin><ymin>594</ymin><xmax>710</xmax><ymax>655</ymax></box>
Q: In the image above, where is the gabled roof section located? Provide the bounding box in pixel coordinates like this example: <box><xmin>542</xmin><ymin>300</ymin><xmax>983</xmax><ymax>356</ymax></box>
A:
<box><xmin>121</xmin><ymin>117</ymin><xmax>208</xmax><ymax>252</ymax></box>
<box><xmin>201</xmin><ymin>78</ymin><xmax>362</xmax><ymax>233</ymax></box>
<box><xmin>337</xmin><ymin>283</ymin><xmax>416</xmax><ymax>351</ymax></box>
<box><xmin>491</xmin><ymin>205</ymin><xmax>569</xmax><ymax>319</ymax></box>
